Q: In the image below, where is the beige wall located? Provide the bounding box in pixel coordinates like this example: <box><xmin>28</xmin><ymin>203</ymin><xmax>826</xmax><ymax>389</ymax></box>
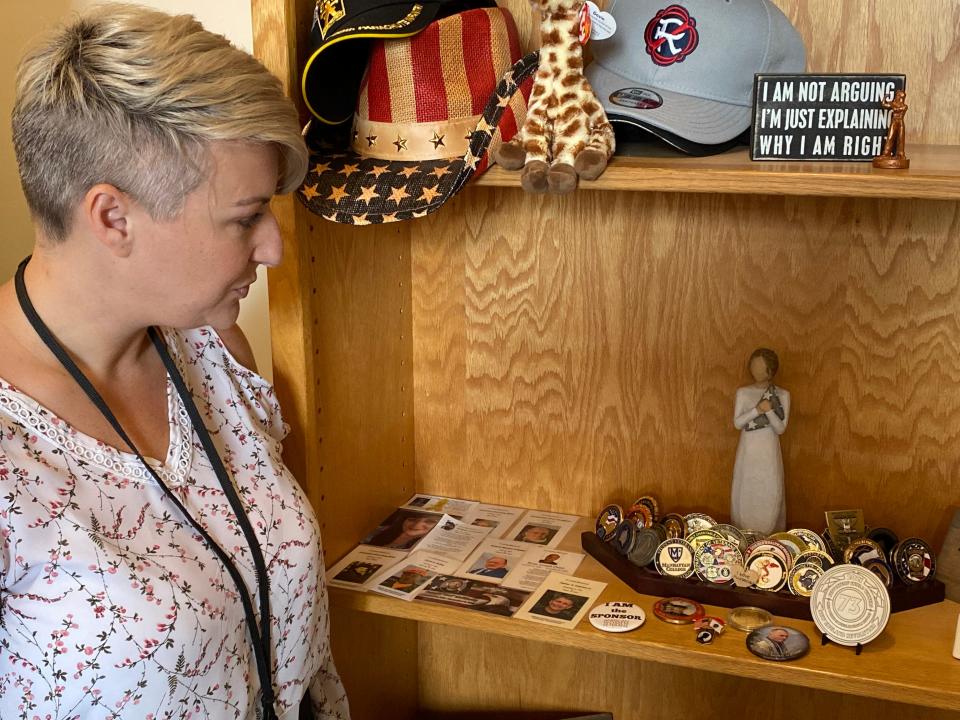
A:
<box><xmin>1</xmin><ymin>1</ymin><xmax>275</xmax><ymax>380</ymax></box>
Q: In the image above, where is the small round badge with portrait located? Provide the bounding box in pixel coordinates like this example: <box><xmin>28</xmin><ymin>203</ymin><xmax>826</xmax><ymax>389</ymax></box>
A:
<box><xmin>746</xmin><ymin>625</ymin><xmax>810</xmax><ymax>661</ymax></box>
<box><xmin>589</xmin><ymin>602</ymin><xmax>646</xmax><ymax>633</ymax></box>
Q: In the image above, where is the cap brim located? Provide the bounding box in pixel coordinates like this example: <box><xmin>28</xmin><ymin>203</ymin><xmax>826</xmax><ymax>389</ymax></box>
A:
<box><xmin>297</xmin><ymin>51</ymin><xmax>539</xmax><ymax>225</ymax></box>
<box><xmin>586</xmin><ymin>61</ymin><xmax>751</xmax><ymax>146</ymax></box>
<box><xmin>607</xmin><ymin>114</ymin><xmax>748</xmax><ymax>157</ymax></box>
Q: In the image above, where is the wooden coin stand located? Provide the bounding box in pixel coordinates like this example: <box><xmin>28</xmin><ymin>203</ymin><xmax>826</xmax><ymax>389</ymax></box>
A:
<box><xmin>582</xmin><ymin>531</ymin><xmax>945</xmax><ymax>621</ymax></box>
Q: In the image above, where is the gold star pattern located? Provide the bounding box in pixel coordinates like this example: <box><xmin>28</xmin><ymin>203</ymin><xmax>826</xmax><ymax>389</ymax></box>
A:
<box><xmin>312</xmin><ymin>162</ymin><xmax>331</xmax><ymax>175</ymax></box>
<box><xmin>419</xmin><ymin>185</ymin><xmax>442</xmax><ymax>203</ymax></box>
<box><xmin>399</xmin><ymin>166</ymin><xmax>418</xmax><ymax>179</ymax></box>
<box><xmin>366</xmin><ymin>134</ymin><xmax>378</xmax><ymax>147</ymax></box>
<box><xmin>328</xmin><ymin>184</ymin><xmax>349</xmax><ymax>202</ymax></box>
<box><xmin>463</xmin><ymin>151</ymin><xmax>480</xmax><ymax>170</ymax></box>
<box><xmin>357</xmin><ymin>185</ymin><xmax>380</xmax><ymax>203</ymax></box>
<box><xmin>476</xmin><ymin>117</ymin><xmax>493</xmax><ymax>135</ymax></box>
<box><xmin>393</xmin><ymin>135</ymin><xmax>408</xmax><ymax>152</ymax></box>
<box><xmin>412</xmin><ymin>210</ymin><xmax>428</xmax><ymax>218</ymax></box>
<box><xmin>381</xmin><ymin>213</ymin><xmax>398</xmax><ymax>223</ymax></box>
<box><xmin>371</xmin><ymin>164</ymin><xmax>390</xmax><ymax>178</ymax></box>
<box><xmin>430</xmin><ymin>131</ymin><xmax>446</xmax><ymax>149</ymax></box>
<box><xmin>353</xmin><ymin>214</ymin><xmax>371</xmax><ymax>226</ymax></box>
<box><xmin>387</xmin><ymin>185</ymin><xmax>410</xmax><ymax>204</ymax></box>
<box><xmin>431</xmin><ymin>164</ymin><xmax>451</xmax><ymax>179</ymax></box>
<box><xmin>301</xmin><ymin>184</ymin><xmax>320</xmax><ymax>200</ymax></box>
<box><xmin>341</xmin><ymin>163</ymin><xmax>360</xmax><ymax>177</ymax></box>
<box><xmin>502</xmin><ymin>70</ymin><xmax>515</xmax><ymax>89</ymax></box>
<box><xmin>497</xmin><ymin>94</ymin><xmax>510</xmax><ymax>108</ymax></box>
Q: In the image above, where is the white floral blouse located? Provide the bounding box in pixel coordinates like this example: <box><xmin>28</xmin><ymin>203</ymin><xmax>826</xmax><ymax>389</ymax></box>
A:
<box><xmin>0</xmin><ymin>327</ymin><xmax>348</xmax><ymax>720</ymax></box>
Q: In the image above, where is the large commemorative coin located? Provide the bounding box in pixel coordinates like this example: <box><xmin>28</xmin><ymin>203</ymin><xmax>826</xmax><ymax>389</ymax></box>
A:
<box><xmin>892</xmin><ymin>537</ymin><xmax>936</xmax><ymax>584</ymax></box>
<box><xmin>596</xmin><ymin>504</ymin><xmax>623</xmax><ymax>542</ymax></box>
<box><xmin>811</xmin><ymin>564</ymin><xmax>891</xmax><ymax>646</ymax></box>
<box><xmin>748</xmin><ymin>552</ymin><xmax>788</xmax><ymax>592</ymax></box>
<box><xmin>787</xmin><ymin>562</ymin><xmax>824</xmax><ymax>597</ymax></box>
<box><xmin>589</xmin><ymin>602</ymin><xmax>646</xmax><ymax>633</ymax></box>
<box><xmin>695</xmin><ymin>541</ymin><xmax>742</xmax><ymax>584</ymax></box>
<box><xmin>654</xmin><ymin>539</ymin><xmax>695</xmax><ymax>578</ymax></box>
<box><xmin>627</xmin><ymin>527</ymin><xmax>662</xmax><ymax>568</ymax></box>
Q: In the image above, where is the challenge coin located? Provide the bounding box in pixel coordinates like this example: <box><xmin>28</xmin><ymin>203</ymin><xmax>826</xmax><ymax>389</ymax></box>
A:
<box><xmin>686</xmin><ymin>529</ymin><xmax>725</xmax><ymax>553</ymax></box>
<box><xmin>712</xmin><ymin>523</ymin><xmax>747</xmax><ymax>552</ymax></box>
<box><xmin>596</xmin><ymin>504</ymin><xmax>623</xmax><ymax>542</ymax></box>
<box><xmin>684</xmin><ymin>512</ymin><xmax>716</xmax><ymax>534</ymax></box>
<box><xmin>653</xmin><ymin>597</ymin><xmax>704</xmax><ymax>625</ymax></box>
<box><xmin>634</xmin><ymin>495</ymin><xmax>660</xmax><ymax>522</ymax></box>
<box><xmin>654</xmin><ymin>539</ymin><xmax>695</xmax><ymax>578</ymax></box>
<box><xmin>748</xmin><ymin>552</ymin><xmax>788</xmax><ymax>592</ymax></box>
<box><xmin>745</xmin><ymin>540</ymin><xmax>792</xmax><ymax>568</ymax></box>
<box><xmin>627</xmin><ymin>527</ymin><xmax>662</xmax><ymax>568</ymax></box>
<box><xmin>892</xmin><ymin>537</ymin><xmax>936</xmax><ymax>584</ymax></box>
<box><xmin>746</xmin><ymin>625</ymin><xmax>810</xmax><ymax>661</ymax></box>
<box><xmin>811</xmin><ymin>564</ymin><xmax>890</xmax><ymax>646</ymax></box>
<box><xmin>794</xmin><ymin>550</ymin><xmax>834</xmax><ymax>571</ymax></box>
<box><xmin>843</xmin><ymin>537</ymin><xmax>886</xmax><ymax>566</ymax></box>
<box><xmin>728</xmin><ymin>606</ymin><xmax>773</xmax><ymax>632</ymax></box>
<box><xmin>589</xmin><ymin>601</ymin><xmax>646</xmax><ymax>633</ymax></box>
<box><xmin>769</xmin><ymin>532</ymin><xmax>806</xmax><ymax>559</ymax></box>
<box><xmin>789</xmin><ymin>527</ymin><xmax>829</xmax><ymax>554</ymax></box>
<box><xmin>626</xmin><ymin>502</ymin><xmax>653</xmax><ymax>529</ymax></box>
<box><xmin>863</xmin><ymin>558</ymin><xmax>893</xmax><ymax>588</ymax></box>
<box><xmin>867</xmin><ymin>527</ymin><xmax>900</xmax><ymax>557</ymax></box>
<box><xmin>611</xmin><ymin>519</ymin><xmax>637</xmax><ymax>555</ymax></box>
<box><xmin>787</xmin><ymin>562</ymin><xmax>824</xmax><ymax>597</ymax></box>
<box><xmin>661</xmin><ymin>513</ymin><xmax>686</xmax><ymax>539</ymax></box>
<box><xmin>694</xmin><ymin>541</ymin><xmax>742</xmax><ymax>584</ymax></box>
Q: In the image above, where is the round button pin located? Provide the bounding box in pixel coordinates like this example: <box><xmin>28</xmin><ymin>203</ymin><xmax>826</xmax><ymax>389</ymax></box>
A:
<box><xmin>589</xmin><ymin>602</ymin><xmax>646</xmax><ymax>633</ymax></box>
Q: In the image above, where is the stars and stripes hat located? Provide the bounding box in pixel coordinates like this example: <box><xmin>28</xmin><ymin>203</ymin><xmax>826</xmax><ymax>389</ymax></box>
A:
<box><xmin>297</xmin><ymin>6</ymin><xmax>537</xmax><ymax>225</ymax></box>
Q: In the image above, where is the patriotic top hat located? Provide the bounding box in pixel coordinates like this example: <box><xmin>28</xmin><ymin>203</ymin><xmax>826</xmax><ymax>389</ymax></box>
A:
<box><xmin>298</xmin><ymin>6</ymin><xmax>538</xmax><ymax>225</ymax></box>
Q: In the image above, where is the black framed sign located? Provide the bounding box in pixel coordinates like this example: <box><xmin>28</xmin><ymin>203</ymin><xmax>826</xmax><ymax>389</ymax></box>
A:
<box><xmin>751</xmin><ymin>73</ymin><xmax>906</xmax><ymax>161</ymax></box>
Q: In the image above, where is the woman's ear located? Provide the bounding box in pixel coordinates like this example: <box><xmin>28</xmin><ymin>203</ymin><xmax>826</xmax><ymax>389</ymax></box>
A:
<box><xmin>83</xmin><ymin>183</ymin><xmax>134</xmax><ymax>258</ymax></box>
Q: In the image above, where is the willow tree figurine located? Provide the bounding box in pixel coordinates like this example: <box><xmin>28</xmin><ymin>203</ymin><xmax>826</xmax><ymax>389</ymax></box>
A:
<box><xmin>731</xmin><ymin>348</ymin><xmax>790</xmax><ymax>534</ymax></box>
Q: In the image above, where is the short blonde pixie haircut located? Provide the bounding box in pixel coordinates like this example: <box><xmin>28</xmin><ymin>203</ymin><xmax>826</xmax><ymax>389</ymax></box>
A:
<box><xmin>12</xmin><ymin>3</ymin><xmax>307</xmax><ymax>242</ymax></box>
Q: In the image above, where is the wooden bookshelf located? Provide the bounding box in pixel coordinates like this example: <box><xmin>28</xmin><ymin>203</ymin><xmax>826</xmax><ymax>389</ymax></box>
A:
<box><xmin>329</xmin><ymin>517</ymin><xmax>960</xmax><ymax>713</ymax></box>
<box><xmin>474</xmin><ymin>145</ymin><xmax>960</xmax><ymax>200</ymax></box>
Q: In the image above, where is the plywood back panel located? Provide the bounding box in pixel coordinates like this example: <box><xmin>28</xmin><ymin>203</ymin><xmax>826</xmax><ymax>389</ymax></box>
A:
<box><xmin>412</xmin><ymin>190</ymin><xmax>960</xmax><ymax>543</ymax></box>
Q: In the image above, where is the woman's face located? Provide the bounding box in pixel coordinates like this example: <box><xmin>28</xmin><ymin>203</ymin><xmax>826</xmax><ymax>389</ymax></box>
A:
<box><xmin>749</xmin><ymin>355</ymin><xmax>771</xmax><ymax>383</ymax></box>
<box><xmin>127</xmin><ymin>141</ymin><xmax>281</xmax><ymax>330</ymax></box>
<box><xmin>402</xmin><ymin>516</ymin><xmax>437</xmax><ymax>537</ymax></box>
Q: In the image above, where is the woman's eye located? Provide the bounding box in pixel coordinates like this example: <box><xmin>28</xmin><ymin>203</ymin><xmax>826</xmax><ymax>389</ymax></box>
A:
<box><xmin>238</xmin><ymin>213</ymin><xmax>263</xmax><ymax>229</ymax></box>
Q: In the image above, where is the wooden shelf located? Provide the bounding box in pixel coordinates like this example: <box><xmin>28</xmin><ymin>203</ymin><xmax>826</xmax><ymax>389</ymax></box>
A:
<box><xmin>329</xmin><ymin>517</ymin><xmax>960</xmax><ymax>712</ymax></box>
<box><xmin>473</xmin><ymin>144</ymin><xmax>960</xmax><ymax>200</ymax></box>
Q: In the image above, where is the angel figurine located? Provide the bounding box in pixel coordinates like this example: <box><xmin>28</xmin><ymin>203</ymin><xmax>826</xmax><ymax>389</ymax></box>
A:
<box><xmin>731</xmin><ymin>348</ymin><xmax>790</xmax><ymax>534</ymax></box>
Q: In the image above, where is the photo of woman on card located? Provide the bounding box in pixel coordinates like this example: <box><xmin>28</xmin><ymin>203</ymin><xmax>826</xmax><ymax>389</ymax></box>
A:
<box><xmin>361</xmin><ymin>509</ymin><xmax>442</xmax><ymax>550</ymax></box>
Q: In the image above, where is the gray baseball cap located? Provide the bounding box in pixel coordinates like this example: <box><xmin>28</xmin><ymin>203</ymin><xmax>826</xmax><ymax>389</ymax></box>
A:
<box><xmin>585</xmin><ymin>0</ymin><xmax>806</xmax><ymax>148</ymax></box>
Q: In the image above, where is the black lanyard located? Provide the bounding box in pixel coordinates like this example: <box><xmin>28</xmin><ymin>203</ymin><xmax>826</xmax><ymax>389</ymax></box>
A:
<box><xmin>14</xmin><ymin>257</ymin><xmax>277</xmax><ymax>720</ymax></box>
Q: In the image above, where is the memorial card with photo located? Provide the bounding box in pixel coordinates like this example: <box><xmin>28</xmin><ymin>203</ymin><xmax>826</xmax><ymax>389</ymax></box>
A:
<box><xmin>502</xmin><ymin>548</ymin><xmax>585</xmax><ymax>591</ymax></box>
<box><xmin>413</xmin><ymin>514</ymin><xmax>492</xmax><ymax>561</ymax></box>
<box><xmin>369</xmin><ymin>552</ymin><xmax>461</xmax><ymax>601</ymax></box>
<box><xmin>455</xmin><ymin>540</ymin><xmax>530</xmax><ymax>583</ymax></box>
<box><xmin>415</xmin><ymin>575</ymin><xmax>531</xmax><ymax>617</ymax></box>
<box><xmin>400</xmin><ymin>494</ymin><xmax>478</xmax><ymax>519</ymax></box>
<box><xmin>459</xmin><ymin>503</ymin><xmax>526</xmax><ymax>539</ymax></box>
<box><xmin>515</xmin><ymin>572</ymin><xmax>607</xmax><ymax>629</ymax></box>
<box><xmin>326</xmin><ymin>546</ymin><xmax>408</xmax><ymax>591</ymax></box>
<box><xmin>510</xmin><ymin>510</ymin><xmax>579</xmax><ymax>548</ymax></box>
<box><xmin>359</xmin><ymin>508</ymin><xmax>445</xmax><ymax>551</ymax></box>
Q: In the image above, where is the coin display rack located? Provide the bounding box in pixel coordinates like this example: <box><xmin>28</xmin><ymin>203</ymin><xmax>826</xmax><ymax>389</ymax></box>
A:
<box><xmin>581</xmin><ymin>531</ymin><xmax>945</xmax><ymax>621</ymax></box>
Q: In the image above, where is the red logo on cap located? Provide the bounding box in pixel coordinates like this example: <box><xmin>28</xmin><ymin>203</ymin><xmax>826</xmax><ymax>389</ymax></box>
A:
<box><xmin>644</xmin><ymin>5</ymin><xmax>699</xmax><ymax>66</ymax></box>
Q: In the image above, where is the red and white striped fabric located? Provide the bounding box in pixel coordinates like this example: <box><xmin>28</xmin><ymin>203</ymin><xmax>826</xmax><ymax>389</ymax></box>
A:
<box><xmin>351</xmin><ymin>7</ymin><xmax>525</xmax><ymax>162</ymax></box>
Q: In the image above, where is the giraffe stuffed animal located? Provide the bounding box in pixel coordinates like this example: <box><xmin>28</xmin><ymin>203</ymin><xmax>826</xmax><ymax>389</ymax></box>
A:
<box><xmin>493</xmin><ymin>0</ymin><xmax>615</xmax><ymax>194</ymax></box>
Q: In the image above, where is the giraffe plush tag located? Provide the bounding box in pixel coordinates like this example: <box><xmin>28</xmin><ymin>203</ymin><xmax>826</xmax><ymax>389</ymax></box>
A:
<box><xmin>585</xmin><ymin>1</ymin><xmax>616</xmax><ymax>41</ymax></box>
<box><xmin>577</xmin><ymin>3</ymin><xmax>591</xmax><ymax>45</ymax></box>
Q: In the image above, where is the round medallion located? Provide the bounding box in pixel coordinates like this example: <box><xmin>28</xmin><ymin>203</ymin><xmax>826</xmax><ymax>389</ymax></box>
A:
<box><xmin>654</xmin><ymin>538</ymin><xmax>695</xmax><ymax>578</ymax></box>
<box><xmin>712</xmin><ymin>523</ymin><xmax>747</xmax><ymax>552</ymax></box>
<box><xmin>596</xmin><ymin>504</ymin><xmax>623</xmax><ymax>542</ymax></box>
<box><xmin>768</xmin><ymin>532</ymin><xmax>807</xmax><ymax>559</ymax></box>
<box><xmin>588</xmin><ymin>602</ymin><xmax>646</xmax><ymax>633</ymax></box>
<box><xmin>794</xmin><ymin>550</ymin><xmax>835</xmax><ymax>571</ymax></box>
<box><xmin>633</xmin><ymin>495</ymin><xmax>660</xmax><ymax>523</ymax></box>
<box><xmin>683</xmin><ymin>512</ymin><xmax>716</xmax><ymax>534</ymax></box>
<box><xmin>686</xmin><ymin>529</ymin><xmax>725</xmax><ymax>553</ymax></box>
<box><xmin>892</xmin><ymin>537</ymin><xmax>936</xmax><ymax>584</ymax></box>
<box><xmin>863</xmin><ymin>558</ymin><xmax>893</xmax><ymax>588</ymax></box>
<box><xmin>867</xmin><ymin>527</ymin><xmax>900</xmax><ymax>557</ymax></box>
<box><xmin>811</xmin><ymin>564</ymin><xmax>891</xmax><ymax>646</ymax></box>
<box><xmin>787</xmin><ymin>562</ymin><xmax>824</xmax><ymax>597</ymax></box>
<box><xmin>745</xmin><ymin>540</ymin><xmax>792</xmax><ymax>568</ymax></box>
<box><xmin>611</xmin><ymin>519</ymin><xmax>637</xmax><ymax>555</ymax></box>
<box><xmin>728</xmin><ymin>606</ymin><xmax>773</xmax><ymax>632</ymax></box>
<box><xmin>747</xmin><ymin>552</ymin><xmax>788</xmax><ymax>592</ymax></box>
<box><xmin>626</xmin><ymin>502</ymin><xmax>653</xmax><ymax>529</ymax></box>
<box><xmin>694</xmin><ymin>540</ymin><xmax>741</xmax><ymax>584</ymax></box>
<box><xmin>661</xmin><ymin>513</ymin><xmax>686</xmax><ymax>539</ymax></box>
<box><xmin>746</xmin><ymin>625</ymin><xmax>810</xmax><ymax>661</ymax></box>
<box><xmin>627</xmin><ymin>527</ymin><xmax>662</xmax><ymax>568</ymax></box>
<box><xmin>653</xmin><ymin>597</ymin><xmax>704</xmax><ymax>625</ymax></box>
<box><xmin>843</xmin><ymin>537</ymin><xmax>886</xmax><ymax>566</ymax></box>
<box><xmin>789</xmin><ymin>528</ymin><xmax>829</xmax><ymax>554</ymax></box>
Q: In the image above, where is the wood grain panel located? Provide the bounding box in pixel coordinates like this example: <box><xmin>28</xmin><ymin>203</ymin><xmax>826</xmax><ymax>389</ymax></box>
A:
<box><xmin>418</xmin><ymin>624</ymin><xmax>960</xmax><ymax>720</ymax></box>
<box><xmin>412</xmin><ymin>190</ymin><xmax>960</xmax><ymax>547</ymax></box>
